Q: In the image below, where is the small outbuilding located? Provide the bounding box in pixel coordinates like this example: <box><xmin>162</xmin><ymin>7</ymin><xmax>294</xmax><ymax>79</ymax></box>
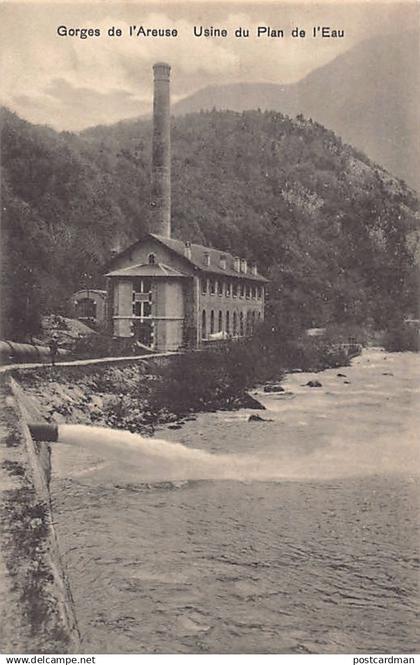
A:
<box><xmin>71</xmin><ymin>289</ymin><xmax>107</xmax><ymax>327</ymax></box>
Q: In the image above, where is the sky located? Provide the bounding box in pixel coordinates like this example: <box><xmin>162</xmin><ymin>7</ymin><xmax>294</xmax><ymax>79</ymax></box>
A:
<box><xmin>0</xmin><ymin>0</ymin><xmax>417</xmax><ymax>131</ymax></box>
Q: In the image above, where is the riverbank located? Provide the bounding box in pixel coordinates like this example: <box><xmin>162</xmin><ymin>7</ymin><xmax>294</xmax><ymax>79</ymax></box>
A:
<box><xmin>14</xmin><ymin>335</ymin><xmax>357</xmax><ymax>434</ymax></box>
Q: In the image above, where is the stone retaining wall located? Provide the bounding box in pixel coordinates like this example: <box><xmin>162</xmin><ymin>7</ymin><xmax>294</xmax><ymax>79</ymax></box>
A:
<box><xmin>0</xmin><ymin>373</ymin><xmax>80</xmax><ymax>653</ymax></box>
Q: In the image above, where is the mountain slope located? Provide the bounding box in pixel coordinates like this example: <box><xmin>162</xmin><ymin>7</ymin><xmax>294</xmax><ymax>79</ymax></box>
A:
<box><xmin>1</xmin><ymin>106</ymin><xmax>418</xmax><ymax>340</ymax></box>
<box><xmin>173</xmin><ymin>31</ymin><xmax>420</xmax><ymax>190</ymax></box>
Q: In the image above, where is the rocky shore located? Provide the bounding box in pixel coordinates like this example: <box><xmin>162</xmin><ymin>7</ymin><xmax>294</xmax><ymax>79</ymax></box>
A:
<box><xmin>14</xmin><ymin>359</ymin><xmax>264</xmax><ymax>436</ymax></box>
<box><xmin>13</xmin><ymin>330</ymin><xmax>361</xmax><ymax>435</ymax></box>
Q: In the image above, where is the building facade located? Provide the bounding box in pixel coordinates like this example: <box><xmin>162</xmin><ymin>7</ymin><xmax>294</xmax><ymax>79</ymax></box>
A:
<box><xmin>105</xmin><ymin>62</ymin><xmax>269</xmax><ymax>352</ymax></box>
<box><xmin>106</xmin><ymin>234</ymin><xmax>267</xmax><ymax>351</ymax></box>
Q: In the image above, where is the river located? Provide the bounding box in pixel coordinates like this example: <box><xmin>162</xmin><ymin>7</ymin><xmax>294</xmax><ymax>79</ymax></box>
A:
<box><xmin>50</xmin><ymin>349</ymin><xmax>420</xmax><ymax>653</ymax></box>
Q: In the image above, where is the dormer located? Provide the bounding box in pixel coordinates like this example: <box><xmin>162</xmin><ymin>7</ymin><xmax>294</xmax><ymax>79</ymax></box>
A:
<box><xmin>203</xmin><ymin>252</ymin><xmax>211</xmax><ymax>267</ymax></box>
<box><xmin>240</xmin><ymin>258</ymin><xmax>248</xmax><ymax>273</ymax></box>
<box><xmin>220</xmin><ymin>254</ymin><xmax>227</xmax><ymax>270</ymax></box>
<box><xmin>233</xmin><ymin>256</ymin><xmax>240</xmax><ymax>272</ymax></box>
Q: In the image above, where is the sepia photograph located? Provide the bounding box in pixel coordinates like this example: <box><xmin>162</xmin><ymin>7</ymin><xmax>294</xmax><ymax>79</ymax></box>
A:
<box><xmin>0</xmin><ymin>0</ymin><xmax>419</xmax><ymax>658</ymax></box>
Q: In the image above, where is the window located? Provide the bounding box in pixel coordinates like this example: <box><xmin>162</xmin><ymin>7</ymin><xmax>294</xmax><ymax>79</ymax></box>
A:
<box><xmin>76</xmin><ymin>298</ymin><xmax>96</xmax><ymax>320</ymax></box>
<box><xmin>132</xmin><ymin>301</ymin><xmax>152</xmax><ymax>318</ymax></box>
<box><xmin>226</xmin><ymin>311</ymin><xmax>230</xmax><ymax>334</ymax></box>
<box><xmin>246</xmin><ymin>311</ymin><xmax>251</xmax><ymax>335</ymax></box>
<box><xmin>246</xmin><ymin>284</ymin><xmax>251</xmax><ymax>299</ymax></box>
<box><xmin>202</xmin><ymin>279</ymin><xmax>208</xmax><ymax>295</ymax></box>
<box><xmin>133</xmin><ymin>279</ymin><xmax>151</xmax><ymax>294</ymax></box>
<box><xmin>240</xmin><ymin>312</ymin><xmax>244</xmax><ymax>336</ymax></box>
<box><xmin>240</xmin><ymin>283</ymin><xmax>245</xmax><ymax>298</ymax></box>
<box><xmin>233</xmin><ymin>312</ymin><xmax>237</xmax><ymax>336</ymax></box>
<box><xmin>210</xmin><ymin>279</ymin><xmax>216</xmax><ymax>295</ymax></box>
<box><xmin>226</xmin><ymin>282</ymin><xmax>231</xmax><ymax>297</ymax></box>
<box><xmin>218</xmin><ymin>280</ymin><xmax>223</xmax><ymax>296</ymax></box>
<box><xmin>202</xmin><ymin>310</ymin><xmax>207</xmax><ymax>339</ymax></box>
<box><xmin>218</xmin><ymin>311</ymin><xmax>223</xmax><ymax>332</ymax></box>
<box><xmin>210</xmin><ymin>310</ymin><xmax>215</xmax><ymax>334</ymax></box>
<box><xmin>132</xmin><ymin>279</ymin><xmax>153</xmax><ymax>318</ymax></box>
<box><xmin>148</xmin><ymin>253</ymin><xmax>156</xmax><ymax>265</ymax></box>
<box><xmin>233</xmin><ymin>283</ymin><xmax>238</xmax><ymax>298</ymax></box>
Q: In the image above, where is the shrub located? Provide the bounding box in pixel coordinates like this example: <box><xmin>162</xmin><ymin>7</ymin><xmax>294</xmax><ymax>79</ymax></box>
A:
<box><xmin>148</xmin><ymin>341</ymin><xmax>285</xmax><ymax>417</ymax></box>
<box><xmin>71</xmin><ymin>333</ymin><xmax>153</xmax><ymax>359</ymax></box>
<box><xmin>383</xmin><ymin>322</ymin><xmax>419</xmax><ymax>352</ymax></box>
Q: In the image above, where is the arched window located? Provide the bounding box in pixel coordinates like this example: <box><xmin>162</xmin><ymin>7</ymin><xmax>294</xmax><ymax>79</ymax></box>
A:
<box><xmin>246</xmin><ymin>311</ymin><xmax>251</xmax><ymax>335</ymax></box>
<box><xmin>148</xmin><ymin>253</ymin><xmax>156</xmax><ymax>265</ymax></box>
<box><xmin>240</xmin><ymin>312</ymin><xmax>244</xmax><ymax>336</ymax></box>
<box><xmin>233</xmin><ymin>312</ymin><xmax>237</xmax><ymax>336</ymax></box>
<box><xmin>252</xmin><ymin>311</ymin><xmax>256</xmax><ymax>331</ymax></box>
<box><xmin>76</xmin><ymin>298</ymin><xmax>96</xmax><ymax>320</ymax></box>
<box><xmin>226</xmin><ymin>311</ymin><xmax>230</xmax><ymax>334</ymax></box>
<box><xmin>218</xmin><ymin>310</ymin><xmax>223</xmax><ymax>332</ymax></box>
<box><xmin>210</xmin><ymin>310</ymin><xmax>215</xmax><ymax>334</ymax></box>
<box><xmin>201</xmin><ymin>309</ymin><xmax>206</xmax><ymax>339</ymax></box>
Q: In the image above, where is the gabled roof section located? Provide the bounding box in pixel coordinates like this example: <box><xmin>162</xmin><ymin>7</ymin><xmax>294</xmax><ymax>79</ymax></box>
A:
<box><xmin>150</xmin><ymin>234</ymin><xmax>268</xmax><ymax>282</ymax></box>
<box><xmin>106</xmin><ymin>233</ymin><xmax>268</xmax><ymax>283</ymax></box>
<box><xmin>106</xmin><ymin>262</ymin><xmax>189</xmax><ymax>278</ymax></box>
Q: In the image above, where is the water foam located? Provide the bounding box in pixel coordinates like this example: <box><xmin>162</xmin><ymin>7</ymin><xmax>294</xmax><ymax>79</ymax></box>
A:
<box><xmin>57</xmin><ymin>419</ymin><xmax>419</xmax><ymax>484</ymax></box>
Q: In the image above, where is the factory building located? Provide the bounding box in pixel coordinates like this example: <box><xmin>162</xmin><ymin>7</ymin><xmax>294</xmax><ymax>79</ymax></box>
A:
<box><xmin>106</xmin><ymin>63</ymin><xmax>268</xmax><ymax>352</ymax></box>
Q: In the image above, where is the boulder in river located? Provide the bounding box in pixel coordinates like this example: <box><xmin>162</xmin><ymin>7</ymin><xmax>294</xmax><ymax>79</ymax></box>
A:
<box><xmin>306</xmin><ymin>380</ymin><xmax>322</xmax><ymax>388</ymax></box>
<box><xmin>248</xmin><ymin>414</ymin><xmax>273</xmax><ymax>423</ymax></box>
<box><xmin>263</xmin><ymin>384</ymin><xmax>285</xmax><ymax>393</ymax></box>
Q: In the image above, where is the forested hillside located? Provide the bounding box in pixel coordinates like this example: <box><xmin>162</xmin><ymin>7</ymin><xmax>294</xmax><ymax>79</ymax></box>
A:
<box><xmin>1</xmin><ymin>106</ymin><xmax>418</xmax><ymax>340</ymax></box>
<box><xmin>173</xmin><ymin>32</ymin><xmax>420</xmax><ymax>191</ymax></box>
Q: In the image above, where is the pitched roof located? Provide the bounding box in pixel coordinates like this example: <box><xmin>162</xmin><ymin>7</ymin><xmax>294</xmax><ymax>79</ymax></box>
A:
<box><xmin>151</xmin><ymin>234</ymin><xmax>268</xmax><ymax>282</ymax></box>
<box><xmin>106</xmin><ymin>262</ymin><xmax>188</xmax><ymax>278</ymax></box>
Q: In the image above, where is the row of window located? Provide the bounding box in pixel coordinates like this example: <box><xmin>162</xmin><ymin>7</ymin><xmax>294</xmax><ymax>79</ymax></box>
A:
<box><xmin>132</xmin><ymin>277</ymin><xmax>264</xmax><ymax>301</ymax></box>
<box><xmin>202</xmin><ymin>278</ymin><xmax>263</xmax><ymax>300</ymax></box>
<box><xmin>202</xmin><ymin>309</ymin><xmax>261</xmax><ymax>338</ymax></box>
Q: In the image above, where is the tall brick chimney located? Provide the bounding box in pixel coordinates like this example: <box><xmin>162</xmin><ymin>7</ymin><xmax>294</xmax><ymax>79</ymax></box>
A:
<box><xmin>151</xmin><ymin>62</ymin><xmax>171</xmax><ymax>238</ymax></box>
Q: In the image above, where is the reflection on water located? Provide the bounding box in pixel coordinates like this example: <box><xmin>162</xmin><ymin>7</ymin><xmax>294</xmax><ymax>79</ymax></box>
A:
<box><xmin>51</xmin><ymin>350</ymin><xmax>420</xmax><ymax>653</ymax></box>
